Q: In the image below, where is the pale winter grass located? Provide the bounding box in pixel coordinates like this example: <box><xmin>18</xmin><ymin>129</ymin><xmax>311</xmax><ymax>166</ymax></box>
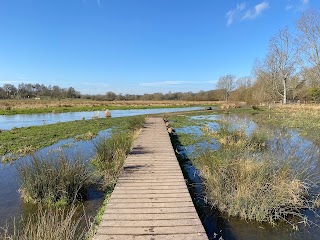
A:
<box><xmin>0</xmin><ymin>205</ymin><xmax>87</xmax><ymax>240</ymax></box>
<box><xmin>16</xmin><ymin>153</ymin><xmax>95</xmax><ymax>206</ymax></box>
<box><xmin>195</xmin><ymin>123</ymin><xmax>318</xmax><ymax>228</ymax></box>
<box><xmin>0</xmin><ymin>99</ymin><xmax>217</xmax><ymax>110</ymax></box>
<box><xmin>196</xmin><ymin>148</ymin><xmax>316</xmax><ymax>228</ymax></box>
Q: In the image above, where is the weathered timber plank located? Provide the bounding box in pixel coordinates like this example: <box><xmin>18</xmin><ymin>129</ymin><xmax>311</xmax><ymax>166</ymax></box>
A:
<box><xmin>93</xmin><ymin>117</ymin><xmax>208</xmax><ymax>240</ymax></box>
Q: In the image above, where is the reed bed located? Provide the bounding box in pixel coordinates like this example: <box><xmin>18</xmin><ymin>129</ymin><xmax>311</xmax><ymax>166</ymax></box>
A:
<box><xmin>16</xmin><ymin>153</ymin><xmax>95</xmax><ymax>206</ymax></box>
<box><xmin>93</xmin><ymin>132</ymin><xmax>134</xmax><ymax>186</ymax></box>
<box><xmin>194</xmin><ymin>123</ymin><xmax>318</xmax><ymax>228</ymax></box>
<box><xmin>0</xmin><ymin>205</ymin><xmax>86</xmax><ymax>240</ymax></box>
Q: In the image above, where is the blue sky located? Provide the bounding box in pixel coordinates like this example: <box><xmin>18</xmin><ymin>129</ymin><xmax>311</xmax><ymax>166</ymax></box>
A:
<box><xmin>0</xmin><ymin>0</ymin><xmax>319</xmax><ymax>94</ymax></box>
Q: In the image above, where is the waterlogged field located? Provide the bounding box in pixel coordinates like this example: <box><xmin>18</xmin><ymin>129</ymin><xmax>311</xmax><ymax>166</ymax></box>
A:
<box><xmin>0</xmin><ymin>99</ymin><xmax>214</xmax><ymax>115</ymax></box>
<box><xmin>167</xmin><ymin>109</ymin><xmax>320</xmax><ymax>240</ymax></box>
<box><xmin>0</xmin><ymin>115</ymin><xmax>145</xmax><ymax>239</ymax></box>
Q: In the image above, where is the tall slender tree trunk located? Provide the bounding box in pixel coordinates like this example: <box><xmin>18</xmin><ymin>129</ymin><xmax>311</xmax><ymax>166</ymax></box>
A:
<box><xmin>283</xmin><ymin>78</ymin><xmax>287</xmax><ymax>104</ymax></box>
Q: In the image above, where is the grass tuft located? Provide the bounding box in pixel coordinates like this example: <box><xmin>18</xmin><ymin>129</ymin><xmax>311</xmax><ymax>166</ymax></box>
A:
<box><xmin>93</xmin><ymin>132</ymin><xmax>134</xmax><ymax>186</ymax></box>
<box><xmin>16</xmin><ymin>153</ymin><xmax>95</xmax><ymax>205</ymax></box>
<box><xmin>0</xmin><ymin>205</ymin><xmax>86</xmax><ymax>240</ymax></box>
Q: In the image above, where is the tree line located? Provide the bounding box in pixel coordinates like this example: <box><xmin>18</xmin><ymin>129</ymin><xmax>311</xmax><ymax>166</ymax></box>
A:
<box><xmin>0</xmin><ymin>82</ymin><xmax>226</xmax><ymax>101</ymax></box>
<box><xmin>217</xmin><ymin>9</ymin><xmax>320</xmax><ymax>104</ymax></box>
<box><xmin>0</xmin><ymin>83</ymin><xmax>81</xmax><ymax>100</ymax></box>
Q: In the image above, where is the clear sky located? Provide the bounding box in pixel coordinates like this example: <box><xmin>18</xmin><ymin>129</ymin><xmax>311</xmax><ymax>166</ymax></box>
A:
<box><xmin>0</xmin><ymin>0</ymin><xmax>319</xmax><ymax>95</ymax></box>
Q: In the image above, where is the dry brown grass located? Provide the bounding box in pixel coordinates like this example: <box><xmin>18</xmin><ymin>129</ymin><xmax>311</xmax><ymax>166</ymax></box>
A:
<box><xmin>274</xmin><ymin>103</ymin><xmax>320</xmax><ymax>111</ymax></box>
<box><xmin>0</xmin><ymin>99</ymin><xmax>218</xmax><ymax>111</ymax></box>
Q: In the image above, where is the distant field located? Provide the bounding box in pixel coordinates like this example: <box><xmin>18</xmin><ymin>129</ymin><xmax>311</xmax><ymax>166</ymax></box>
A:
<box><xmin>0</xmin><ymin>99</ymin><xmax>218</xmax><ymax>115</ymax></box>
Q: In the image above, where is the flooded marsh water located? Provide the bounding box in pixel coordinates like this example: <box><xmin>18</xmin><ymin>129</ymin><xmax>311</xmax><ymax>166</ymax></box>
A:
<box><xmin>0</xmin><ymin>129</ymin><xmax>111</xmax><ymax>229</ymax></box>
<box><xmin>0</xmin><ymin>107</ymin><xmax>206</xmax><ymax>235</ymax></box>
<box><xmin>0</xmin><ymin>106</ymin><xmax>203</xmax><ymax>130</ymax></box>
<box><xmin>171</xmin><ymin>113</ymin><xmax>320</xmax><ymax>240</ymax></box>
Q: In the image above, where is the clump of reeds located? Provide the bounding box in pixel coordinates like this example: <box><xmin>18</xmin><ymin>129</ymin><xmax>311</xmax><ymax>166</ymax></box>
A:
<box><xmin>0</xmin><ymin>205</ymin><xmax>86</xmax><ymax>240</ymax></box>
<box><xmin>124</xmin><ymin>116</ymin><xmax>146</xmax><ymax>131</ymax></box>
<box><xmin>16</xmin><ymin>153</ymin><xmax>95</xmax><ymax>205</ymax></box>
<box><xmin>206</xmin><ymin>123</ymin><xmax>268</xmax><ymax>151</ymax></box>
<box><xmin>194</xmin><ymin>122</ymin><xmax>318</xmax><ymax>228</ymax></box>
<box><xmin>93</xmin><ymin>132</ymin><xmax>134</xmax><ymax>185</ymax></box>
<box><xmin>196</xmin><ymin>149</ymin><xmax>314</xmax><ymax>228</ymax></box>
<box><xmin>93</xmin><ymin>116</ymin><xmax>145</xmax><ymax>186</ymax></box>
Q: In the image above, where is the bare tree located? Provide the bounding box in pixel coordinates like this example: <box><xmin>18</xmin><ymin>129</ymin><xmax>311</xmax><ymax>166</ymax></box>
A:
<box><xmin>2</xmin><ymin>84</ymin><xmax>17</xmax><ymax>97</ymax></box>
<box><xmin>297</xmin><ymin>9</ymin><xmax>320</xmax><ymax>79</ymax></box>
<box><xmin>264</xmin><ymin>28</ymin><xmax>297</xmax><ymax>104</ymax></box>
<box><xmin>216</xmin><ymin>74</ymin><xmax>236</xmax><ymax>101</ymax></box>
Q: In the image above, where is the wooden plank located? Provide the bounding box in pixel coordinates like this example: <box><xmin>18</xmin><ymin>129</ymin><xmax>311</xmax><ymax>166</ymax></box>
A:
<box><xmin>93</xmin><ymin>117</ymin><xmax>208</xmax><ymax>240</ymax></box>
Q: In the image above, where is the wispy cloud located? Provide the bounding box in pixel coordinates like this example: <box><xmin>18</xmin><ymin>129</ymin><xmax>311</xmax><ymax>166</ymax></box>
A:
<box><xmin>80</xmin><ymin>82</ymin><xmax>109</xmax><ymax>87</ymax></box>
<box><xmin>286</xmin><ymin>0</ymin><xmax>309</xmax><ymax>11</ymax></box>
<box><xmin>81</xmin><ymin>0</ymin><xmax>103</xmax><ymax>7</ymax></box>
<box><xmin>226</xmin><ymin>3</ymin><xmax>246</xmax><ymax>26</ymax></box>
<box><xmin>226</xmin><ymin>2</ymin><xmax>269</xmax><ymax>26</ymax></box>
<box><xmin>242</xmin><ymin>2</ymin><xmax>269</xmax><ymax>20</ymax></box>
<box><xmin>140</xmin><ymin>81</ymin><xmax>185</xmax><ymax>87</ymax></box>
<box><xmin>139</xmin><ymin>81</ymin><xmax>215</xmax><ymax>87</ymax></box>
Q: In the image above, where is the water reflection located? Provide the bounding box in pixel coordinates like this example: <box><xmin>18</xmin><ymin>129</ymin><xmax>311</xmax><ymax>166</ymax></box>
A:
<box><xmin>176</xmin><ymin>113</ymin><xmax>320</xmax><ymax>240</ymax></box>
<box><xmin>0</xmin><ymin>129</ymin><xmax>111</xmax><ymax>228</ymax></box>
<box><xmin>0</xmin><ymin>107</ymin><xmax>203</xmax><ymax>130</ymax></box>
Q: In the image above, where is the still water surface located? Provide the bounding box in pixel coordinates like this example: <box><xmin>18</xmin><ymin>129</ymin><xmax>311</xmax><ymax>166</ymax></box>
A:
<box><xmin>177</xmin><ymin>114</ymin><xmax>320</xmax><ymax>240</ymax></box>
<box><xmin>0</xmin><ymin>107</ymin><xmax>203</xmax><ymax>130</ymax></box>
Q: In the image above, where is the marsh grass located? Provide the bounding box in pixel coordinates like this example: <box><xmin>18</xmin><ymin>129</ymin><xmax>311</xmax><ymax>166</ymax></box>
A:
<box><xmin>0</xmin><ymin>115</ymin><xmax>145</xmax><ymax>159</ymax></box>
<box><xmin>93</xmin><ymin>132</ymin><xmax>134</xmax><ymax>185</ymax></box>
<box><xmin>16</xmin><ymin>153</ymin><xmax>95</xmax><ymax>205</ymax></box>
<box><xmin>0</xmin><ymin>205</ymin><xmax>87</xmax><ymax>240</ymax></box>
<box><xmin>254</xmin><ymin>106</ymin><xmax>320</xmax><ymax>144</ymax></box>
<box><xmin>0</xmin><ymin>99</ymin><xmax>208</xmax><ymax>115</ymax></box>
<box><xmin>193</xmin><ymin>122</ymin><xmax>318</xmax><ymax>228</ymax></box>
<box><xmin>195</xmin><ymin>148</ymin><xmax>316</xmax><ymax>228</ymax></box>
<box><xmin>206</xmin><ymin>123</ymin><xmax>268</xmax><ymax>151</ymax></box>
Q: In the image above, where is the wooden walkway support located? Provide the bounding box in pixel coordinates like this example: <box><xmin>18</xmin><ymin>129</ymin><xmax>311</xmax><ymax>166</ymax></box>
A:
<box><xmin>94</xmin><ymin>117</ymin><xmax>208</xmax><ymax>240</ymax></box>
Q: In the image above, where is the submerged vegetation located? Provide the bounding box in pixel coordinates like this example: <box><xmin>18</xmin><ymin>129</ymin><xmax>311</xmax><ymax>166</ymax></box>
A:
<box><xmin>168</xmin><ymin>111</ymin><xmax>320</xmax><ymax>229</ymax></box>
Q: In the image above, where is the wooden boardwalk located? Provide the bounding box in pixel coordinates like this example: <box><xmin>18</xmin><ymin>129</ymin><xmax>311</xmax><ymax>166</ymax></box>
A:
<box><xmin>94</xmin><ymin>117</ymin><xmax>208</xmax><ymax>240</ymax></box>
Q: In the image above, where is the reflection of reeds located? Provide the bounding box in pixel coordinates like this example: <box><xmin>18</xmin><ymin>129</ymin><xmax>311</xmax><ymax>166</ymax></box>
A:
<box><xmin>16</xmin><ymin>153</ymin><xmax>95</xmax><ymax>206</ymax></box>
<box><xmin>0</xmin><ymin>205</ymin><xmax>87</xmax><ymax>240</ymax></box>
